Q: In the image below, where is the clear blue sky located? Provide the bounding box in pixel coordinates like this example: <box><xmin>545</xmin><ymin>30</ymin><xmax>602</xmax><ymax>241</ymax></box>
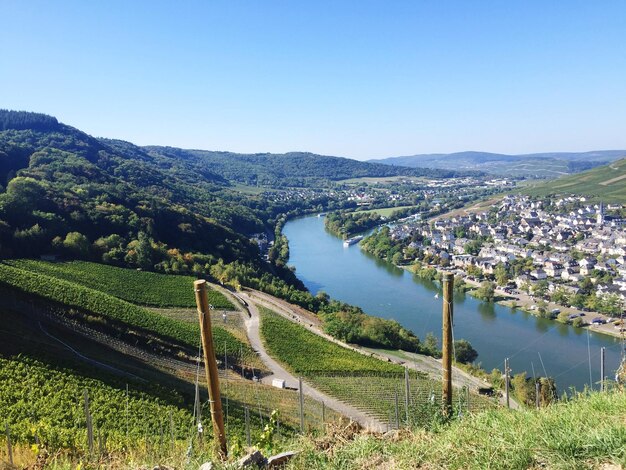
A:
<box><xmin>1</xmin><ymin>1</ymin><xmax>625</xmax><ymax>159</ymax></box>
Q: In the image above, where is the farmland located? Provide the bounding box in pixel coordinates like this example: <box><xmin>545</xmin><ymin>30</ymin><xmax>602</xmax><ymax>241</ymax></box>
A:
<box><xmin>259</xmin><ymin>306</ymin><xmax>399</xmax><ymax>375</ymax></box>
<box><xmin>0</xmin><ymin>262</ymin><xmax>252</xmax><ymax>362</ymax></box>
<box><xmin>5</xmin><ymin>259</ymin><xmax>234</xmax><ymax>309</ymax></box>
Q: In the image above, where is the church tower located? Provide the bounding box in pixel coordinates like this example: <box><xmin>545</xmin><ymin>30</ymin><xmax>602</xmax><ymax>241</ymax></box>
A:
<box><xmin>597</xmin><ymin>201</ymin><xmax>604</xmax><ymax>225</ymax></box>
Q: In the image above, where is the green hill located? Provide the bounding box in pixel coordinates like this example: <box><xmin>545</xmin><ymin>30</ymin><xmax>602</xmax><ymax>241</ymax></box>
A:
<box><xmin>522</xmin><ymin>158</ymin><xmax>626</xmax><ymax>202</ymax></box>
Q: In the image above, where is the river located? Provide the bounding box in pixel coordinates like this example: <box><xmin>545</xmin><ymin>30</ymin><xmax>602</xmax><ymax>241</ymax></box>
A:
<box><xmin>284</xmin><ymin>215</ymin><xmax>623</xmax><ymax>392</ymax></box>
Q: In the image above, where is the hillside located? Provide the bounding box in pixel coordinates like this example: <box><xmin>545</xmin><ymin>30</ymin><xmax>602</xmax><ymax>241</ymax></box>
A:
<box><xmin>370</xmin><ymin>150</ymin><xmax>626</xmax><ymax>178</ymax></box>
<box><xmin>522</xmin><ymin>158</ymin><xmax>626</xmax><ymax>202</ymax></box>
<box><xmin>142</xmin><ymin>146</ymin><xmax>463</xmax><ymax>188</ymax></box>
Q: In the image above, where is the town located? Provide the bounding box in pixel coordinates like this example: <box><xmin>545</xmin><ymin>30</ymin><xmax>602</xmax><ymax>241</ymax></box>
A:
<box><xmin>371</xmin><ymin>195</ymin><xmax>626</xmax><ymax>334</ymax></box>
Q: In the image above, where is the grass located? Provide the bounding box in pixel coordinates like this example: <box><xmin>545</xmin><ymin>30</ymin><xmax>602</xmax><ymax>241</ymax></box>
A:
<box><xmin>522</xmin><ymin>157</ymin><xmax>626</xmax><ymax>203</ymax></box>
<box><xmin>6</xmin><ymin>259</ymin><xmax>234</xmax><ymax>309</ymax></box>
<box><xmin>290</xmin><ymin>390</ymin><xmax>626</xmax><ymax>469</ymax></box>
<box><xmin>350</xmin><ymin>205</ymin><xmax>418</xmax><ymax>217</ymax></box>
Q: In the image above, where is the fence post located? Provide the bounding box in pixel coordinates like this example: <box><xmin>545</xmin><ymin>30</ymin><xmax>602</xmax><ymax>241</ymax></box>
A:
<box><xmin>505</xmin><ymin>358</ymin><xmax>510</xmax><ymax>409</ymax></box>
<box><xmin>244</xmin><ymin>406</ymin><xmax>251</xmax><ymax>447</ymax></box>
<box><xmin>394</xmin><ymin>389</ymin><xmax>400</xmax><ymax>429</ymax></box>
<box><xmin>194</xmin><ymin>280</ymin><xmax>227</xmax><ymax>458</ymax></box>
<box><xmin>5</xmin><ymin>423</ymin><xmax>13</xmax><ymax>466</ymax></box>
<box><xmin>442</xmin><ymin>272</ymin><xmax>454</xmax><ymax>416</ymax></box>
<box><xmin>535</xmin><ymin>381</ymin><xmax>540</xmax><ymax>409</ymax></box>
<box><xmin>404</xmin><ymin>368</ymin><xmax>410</xmax><ymax>423</ymax></box>
<box><xmin>600</xmin><ymin>347</ymin><xmax>606</xmax><ymax>392</ymax></box>
<box><xmin>84</xmin><ymin>390</ymin><xmax>94</xmax><ymax>455</ymax></box>
<box><xmin>321</xmin><ymin>401</ymin><xmax>325</xmax><ymax>428</ymax></box>
<box><xmin>299</xmin><ymin>377</ymin><xmax>305</xmax><ymax>433</ymax></box>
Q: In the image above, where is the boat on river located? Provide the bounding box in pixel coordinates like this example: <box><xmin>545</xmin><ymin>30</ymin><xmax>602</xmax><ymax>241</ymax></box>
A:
<box><xmin>343</xmin><ymin>235</ymin><xmax>363</xmax><ymax>247</ymax></box>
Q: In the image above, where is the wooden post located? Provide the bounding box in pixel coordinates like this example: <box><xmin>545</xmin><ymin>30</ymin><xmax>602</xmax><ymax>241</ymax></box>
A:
<box><xmin>5</xmin><ymin>423</ymin><xmax>13</xmax><ymax>466</ymax></box>
<box><xmin>600</xmin><ymin>347</ymin><xmax>606</xmax><ymax>392</ymax></box>
<box><xmin>194</xmin><ymin>280</ymin><xmax>227</xmax><ymax>458</ymax></box>
<box><xmin>84</xmin><ymin>390</ymin><xmax>94</xmax><ymax>455</ymax></box>
<box><xmin>442</xmin><ymin>272</ymin><xmax>454</xmax><ymax>416</ymax></box>
<box><xmin>505</xmin><ymin>358</ymin><xmax>510</xmax><ymax>409</ymax></box>
<box><xmin>299</xmin><ymin>377</ymin><xmax>305</xmax><ymax>433</ymax></box>
<box><xmin>321</xmin><ymin>401</ymin><xmax>325</xmax><ymax>427</ymax></box>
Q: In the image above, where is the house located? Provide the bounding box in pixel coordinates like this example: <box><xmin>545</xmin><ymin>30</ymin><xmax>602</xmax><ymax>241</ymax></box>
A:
<box><xmin>530</xmin><ymin>269</ymin><xmax>547</xmax><ymax>280</ymax></box>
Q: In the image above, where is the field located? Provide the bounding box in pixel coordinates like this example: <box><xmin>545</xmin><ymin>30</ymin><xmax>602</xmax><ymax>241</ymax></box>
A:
<box><xmin>6</xmin><ymin>259</ymin><xmax>233</xmax><ymax>309</ymax></box>
<box><xmin>0</xmin><ymin>262</ymin><xmax>252</xmax><ymax>363</ymax></box>
<box><xmin>258</xmin><ymin>307</ymin><xmax>494</xmax><ymax>424</ymax></box>
<box><xmin>523</xmin><ymin>158</ymin><xmax>626</xmax><ymax>202</ymax></box>
<box><xmin>259</xmin><ymin>306</ymin><xmax>399</xmax><ymax>375</ymax></box>
<box><xmin>350</xmin><ymin>205</ymin><xmax>418</xmax><ymax>218</ymax></box>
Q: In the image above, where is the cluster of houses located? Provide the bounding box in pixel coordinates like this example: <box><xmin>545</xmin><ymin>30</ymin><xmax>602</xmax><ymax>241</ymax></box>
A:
<box><xmin>390</xmin><ymin>195</ymin><xmax>626</xmax><ymax>305</ymax></box>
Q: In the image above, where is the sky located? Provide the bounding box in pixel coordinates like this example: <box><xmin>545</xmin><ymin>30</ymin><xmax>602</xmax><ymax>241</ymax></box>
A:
<box><xmin>1</xmin><ymin>1</ymin><xmax>625</xmax><ymax>160</ymax></box>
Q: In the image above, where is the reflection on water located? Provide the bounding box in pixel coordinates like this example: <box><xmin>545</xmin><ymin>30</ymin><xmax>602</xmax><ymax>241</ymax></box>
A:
<box><xmin>284</xmin><ymin>215</ymin><xmax>623</xmax><ymax>392</ymax></box>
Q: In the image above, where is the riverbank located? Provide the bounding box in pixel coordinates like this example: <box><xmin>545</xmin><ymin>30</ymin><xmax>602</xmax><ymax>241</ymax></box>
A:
<box><xmin>400</xmin><ymin>263</ymin><xmax>624</xmax><ymax>340</ymax></box>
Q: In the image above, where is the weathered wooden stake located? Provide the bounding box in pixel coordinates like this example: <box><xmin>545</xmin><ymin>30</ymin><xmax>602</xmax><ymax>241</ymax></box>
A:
<box><xmin>321</xmin><ymin>400</ymin><xmax>325</xmax><ymax>427</ymax></box>
<box><xmin>194</xmin><ymin>280</ymin><xmax>227</xmax><ymax>458</ymax></box>
<box><xmin>5</xmin><ymin>423</ymin><xmax>13</xmax><ymax>466</ymax></box>
<box><xmin>299</xmin><ymin>377</ymin><xmax>305</xmax><ymax>433</ymax></box>
<box><xmin>505</xmin><ymin>358</ymin><xmax>510</xmax><ymax>409</ymax></box>
<box><xmin>84</xmin><ymin>390</ymin><xmax>94</xmax><ymax>455</ymax></box>
<box><xmin>169</xmin><ymin>409</ymin><xmax>175</xmax><ymax>452</ymax></box>
<box><xmin>442</xmin><ymin>272</ymin><xmax>454</xmax><ymax>416</ymax></box>
<box><xmin>600</xmin><ymin>347</ymin><xmax>606</xmax><ymax>392</ymax></box>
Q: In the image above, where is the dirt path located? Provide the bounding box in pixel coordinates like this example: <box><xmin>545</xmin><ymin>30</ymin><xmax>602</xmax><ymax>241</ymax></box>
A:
<box><xmin>239</xmin><ymin>292</ymin><xmax>386</xmax><ymax>432</ymax></box>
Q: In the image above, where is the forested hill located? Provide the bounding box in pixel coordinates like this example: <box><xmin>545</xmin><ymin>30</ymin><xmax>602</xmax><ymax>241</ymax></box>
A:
<box><xmin>142</xmin><ymin>146</ymin><xmax>463</xmax><ymax>187</ymax></box>
<box><xmin>0</xmin><ymin>110</ymin><xmax>263</xmax><ymax>270</ymax></box>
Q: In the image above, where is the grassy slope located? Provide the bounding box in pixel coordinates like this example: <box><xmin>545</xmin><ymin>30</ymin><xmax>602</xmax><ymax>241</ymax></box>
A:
<box><xmin>6</xmin><ymin>259</ymin><xmax>234</xmax><ymax>309</ymax></box>
<box><xmin>523</xmin><ymin>158</ymin><xmax>626</xmax><ymax>202</ymax></box>
<box><xmin>292</xmin><ymin>390</ymin><xmax>626</xmax><ymax>469</ymax></box>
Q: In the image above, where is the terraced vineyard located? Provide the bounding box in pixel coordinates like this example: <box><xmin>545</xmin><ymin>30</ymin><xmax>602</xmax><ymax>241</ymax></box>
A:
<box><xmin>0</xmin><ymin>262</ymin><xmax>253</xmax><ymax>363</ymax></box>
<box><xmin>259</xmin><ymin>306</ymin><xmax>399</xmax><ymax>375</ymax></box>
<box><xmin>0</xmin><ymin>356</ymin><xmax>192</xmax><ymax>452</ymax></box>
<box><xmin>259</xmin><ymin>307</ymin><xmax>497</xmax><ymax>425</ymax></box>
<box><xmin>6</xmin><ymin>259</ymin><xmax>234</xmax><ymax>309</ymax></box>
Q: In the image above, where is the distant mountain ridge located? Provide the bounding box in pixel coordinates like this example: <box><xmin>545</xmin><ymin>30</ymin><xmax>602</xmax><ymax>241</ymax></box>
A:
<box><xmin>370</xmin><ymin>150</ymin><xmax>626</xmax><ymax>178</ymax></box>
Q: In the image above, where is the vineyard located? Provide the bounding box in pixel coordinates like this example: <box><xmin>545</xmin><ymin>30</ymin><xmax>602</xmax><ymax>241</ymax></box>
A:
<box><xmin>5</xmin><ymin>259</ymin><xmax>234</xmax><ymax>309</ymax></box>
<box><xmin>0</xmin><ymin>263</ymin><xmax>254</xmax><ymax>364</ymax></box>
<box><xmin>259</xmin><ymin>307</ymin><xmax>498</xmax><ymax>425</ymax></box>
<box><xmin>259</xmin><ymin>306</ymin><xmax>400</xmax><ymax>375</ymax></box>
<box><xmin>0</xmin><ymin>356</ymin><xmax>332</xmax><ymax>464</ymax></box>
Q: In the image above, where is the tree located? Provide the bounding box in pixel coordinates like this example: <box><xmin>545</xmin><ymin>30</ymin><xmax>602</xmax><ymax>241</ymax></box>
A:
<box><xmin>494</xmin><ymin>263</ymin><xmax>510</xmax><ymax>286</ymax></box>
<box><xmin>135</xmin><ymin>231</ymin><xmax>155</xmax><ymax>269</ymax></box>
<box><xmin>423</xmin><ymin>332</ymin><xmax>441</xmax><ymax>358</ymax></box>
<box><xmin>532</xmin><ymin>280</ymin><xmax>549</xmax><ymax>299</ymax></box>
<box><xmin>63</xmin><ymin>232</ymin><xmax>90</xmax><ymax>257</ymax></box>
<box><xmin>454</xmin><ymin>339</ymin><xmax>478</xmax><ymax>364</ymax></box>
<box><xmin>475</xmin><ymin>281</ymin><xmax>495</xmax><ymax>302</ymax></box>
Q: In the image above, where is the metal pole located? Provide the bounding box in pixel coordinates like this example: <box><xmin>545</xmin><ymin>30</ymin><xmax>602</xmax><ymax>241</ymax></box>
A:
<box><xmin>194</xmin><ymin>280</ymin><xmax>227</xmax><ymax>458</ymax></box>
<box><xmin>394</xmin><ymin>388</ymin><xmax>400</xmax><ymax>429</ymax></box>
<box><xmin>505</xmin><ymin>358</ymin><xmax>510</xmax><ymax>409</ymax></box>
<box><xmin>299</xmin><ymin>377</ymin><xmax>305</xmax><ymax>433</ymax></box>
<box><xmin>404</xmin><ymin>367</ymin><xmax>410</xmax><ymax>423</ymax></box>
<box><xmin>5</xmin><ymin>423</ymin><xmax>13</xmax><ymax>466</ymax></box>
<box><xmin>442</xmin><ymin>272</ymin><xmax>454</xmax><ymax>415</ymax></box>
<box><xmin>600</xmin><ymin>347</ymin><xmax>606</xmax><ymax>392</ymax></box>
<box><xmin>244</xmin><ymin>406</ymin><xmax>251</xmax><ymax>447</ymax></box>
<box><xmin>84</xmin><ymin>390</ymin><xmax>94</xmax><ymax>455</ymax></box>
<box><xmin>535</xmin><ymin>381</ymin><xmax>540</xmax><ymax>409</ymax></box>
